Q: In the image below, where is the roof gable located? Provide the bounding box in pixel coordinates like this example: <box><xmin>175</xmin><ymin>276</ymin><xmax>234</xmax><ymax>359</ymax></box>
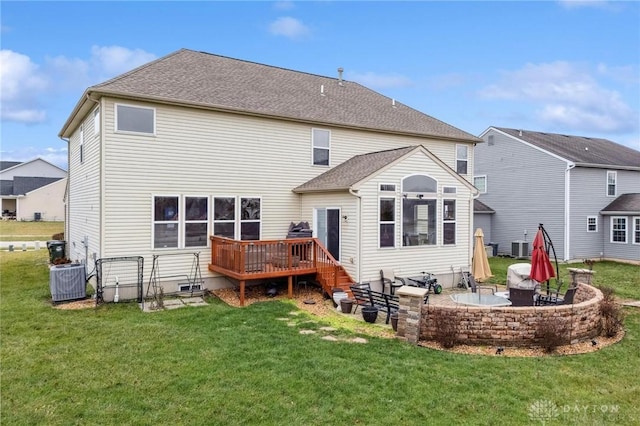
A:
<box><xmin>61</xmin><ymin>49</ymin><xmax>480</xmax><ymax>143</ymax></box>
<box><xmin>489</xmin><ymin>127</ymin><xmax>640</xmax><ymax>169</ymax></box>
<box><xmin>294</xmin><ymin>145</ymin><xmax>477</xmax><ymax>194</ymax></box>
<box><xmin>294</xmin><ymin>146</ymin><xmax>417</xmax><ymax>193</ymax></box>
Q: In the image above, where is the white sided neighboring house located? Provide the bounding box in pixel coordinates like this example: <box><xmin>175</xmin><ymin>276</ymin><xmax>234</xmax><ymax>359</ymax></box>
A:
<box><xmin>0</xmin><ymin>159</ymin><xmax>67</xmax><ymax>221</ymax></box>
<box><xmin>59</xmin><ymin>48</ymin><xmax>481</xmax><ymax>301</ymax></box>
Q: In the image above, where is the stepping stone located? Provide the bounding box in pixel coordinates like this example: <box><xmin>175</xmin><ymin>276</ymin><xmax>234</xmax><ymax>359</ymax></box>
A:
<box><xmin>319</xmin><ymin>326</ymin><xmax>337</xmax><ymax>332</ymax></box>
<box><xmin>322</xmin><ymin>335</ymin><xmax>339</xmax><ymax>341</ymax></box>
<box><xmin>350</xmin><ymin>337</ymin><xmax>368</xmax><ymax>344</ymax></box>
<box><xmin>299</xmin><ymin>329</ymin><xmax>316</xmax><ymax>335</ymax></box>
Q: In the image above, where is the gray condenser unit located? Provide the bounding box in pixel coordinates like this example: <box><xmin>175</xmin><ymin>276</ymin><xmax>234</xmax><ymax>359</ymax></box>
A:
<box><xmin>511</xmin><ymin>240</ymin><xmax>529</xmax><ymax>259</ymax></box>
<box><xmin>49</xmin><ymin>264</ymin><xmax>86</xmax><ymax>302</ymax></box>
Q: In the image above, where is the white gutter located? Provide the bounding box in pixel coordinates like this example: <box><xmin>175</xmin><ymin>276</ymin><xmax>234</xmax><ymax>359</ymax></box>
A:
<box><xmin>349</xmin><ymin>188</ymin><xmax>362</xmax><ymax>282</ymax></box>
<box><xmin>564</xmin><ymin>162</ymin><xmax>576</xmax><ymax>261</ymax></box>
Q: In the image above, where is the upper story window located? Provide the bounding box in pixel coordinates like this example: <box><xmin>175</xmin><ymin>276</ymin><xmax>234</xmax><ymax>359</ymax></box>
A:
<box><xmin>379</xmin><ymin>184</ymin><xmax>396</xmax><ymax>192</ymax></box>
<box><xmin>93</xmin><ymin>108</ymin><xmax>100</xmax><ymax>135</ymax></box>
<box><xmin>79</xmin><ymin>123</ymin><xmax>84</xmax><ymax>163</ymax></box>
<box><xmin>606</xmin><ymin>171</ymin><xmax>617</xmax><ymax>197</ymax></box>
<box><xmin>456</xmin><ymin>144</ymin><xmax>468</xmax><ymax>175</ymax></box>
<box><xmin>473</xmin><ymin>176</ymin><xmax>486</xmax><ymax>194</ymax></box>
<box><xmin>634</xmin><ymin>217</ymin><xmax>640</xmax><ymax>245</ymax></box>
<box><xmin>312</xmin><ymin>129</ymin><xmax>330</xmax><ymax>166</ymax></box>
<box><xmin>116</xmin><ymin>104</ymin><xmax>155</xmax><ymax>135</ymax></box>
<box><xmin>587</xmin><ymin>216</ymin><xmax>597</xmax><ymax>233</ymax></box>
<box><xmin>487</xmin><ymin>135</ymin><xmax>495</xmax><ymax>146</ymax></box>
<box><xmin>611</xmin><ymin>217</ymin><xmax>626</xmax><ymax>243</ymax></box>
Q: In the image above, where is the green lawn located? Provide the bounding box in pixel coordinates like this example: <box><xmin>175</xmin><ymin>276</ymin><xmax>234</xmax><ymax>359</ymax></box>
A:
<box><xmin>0</xmin><ymin>221</ymin><xmax>64</xmax><ymax>241</ymax></box>
<box><xmin>1</xmin><ymin>251</ymin><xmax>639</xmax><ymax>425</ymax></box>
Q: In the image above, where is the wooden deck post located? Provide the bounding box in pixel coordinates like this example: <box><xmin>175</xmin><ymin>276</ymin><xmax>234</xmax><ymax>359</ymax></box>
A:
<box><xmin>288</xmin><ymin>275</ymin><xmax>293</xmax><ymax>299</ymax></box>
<box><xmin>239</xmin><ymin>280</ymin><xmax>245</xmax><ymax>307</ymax></box>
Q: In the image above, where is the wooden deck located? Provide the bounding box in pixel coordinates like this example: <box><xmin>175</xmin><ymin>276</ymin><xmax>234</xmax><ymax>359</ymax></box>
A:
<box><xmin>209</xmin><ymin>236</ymin><xmax>354</xmax><ymax>306</ymax></box>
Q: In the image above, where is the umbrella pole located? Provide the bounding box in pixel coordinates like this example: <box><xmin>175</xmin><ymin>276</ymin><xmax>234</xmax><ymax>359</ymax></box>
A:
<box><xmin>539</xmin><ymin>224</ymin><xmax>558</xmax><ymax>295</ymax></box>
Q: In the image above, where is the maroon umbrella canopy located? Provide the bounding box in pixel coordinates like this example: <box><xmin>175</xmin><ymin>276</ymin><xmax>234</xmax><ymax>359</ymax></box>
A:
<box><xmin>530</xmin><ymin>228</ymin><xmax>556</xmax><ymax>283</ymax></box>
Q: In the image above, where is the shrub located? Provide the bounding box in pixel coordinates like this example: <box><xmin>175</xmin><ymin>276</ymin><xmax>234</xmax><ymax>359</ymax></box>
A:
<box><xmin>599</xmin><ymin>286</ymin><xmax>625</xmax><ymax>337</ymax></box>
<box><xmin>433</xmin><ymin>309</ymin><xmax>458</xmax><ymax>349</ymax></box>
<box><xmin>536</xmin><ymin>321</ymin><xmax>569</xmax><ymax>353</ymax></box>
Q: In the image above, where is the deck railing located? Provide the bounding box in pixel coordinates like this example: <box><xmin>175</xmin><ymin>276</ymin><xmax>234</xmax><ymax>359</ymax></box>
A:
<box><xmin>209</xmin><ymin>236</ymin><xmax>349</xmax><ymax>300</ymax></box>
<box><xmin>210</xmin><ymin>236</ymin><xmax>320</xmax><ymax>279</ymax></box>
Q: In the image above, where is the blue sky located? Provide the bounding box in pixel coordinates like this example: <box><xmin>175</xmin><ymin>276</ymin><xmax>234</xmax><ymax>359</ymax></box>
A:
<box><xmin>2</xmin><ymin>1</ymin><xmax>639</xmax><ymax>169</ymax></box>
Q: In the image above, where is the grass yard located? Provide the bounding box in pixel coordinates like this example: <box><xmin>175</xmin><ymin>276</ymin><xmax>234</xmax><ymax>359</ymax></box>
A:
<box><xmin>1</xmin><ymin>251</ymin><xmax>639</xmax><ymax>425</ymax></box>
<box><xmin>0</xmin><ymin>220</ymin><xmax>64</xmax><ymax>242</ymax></box>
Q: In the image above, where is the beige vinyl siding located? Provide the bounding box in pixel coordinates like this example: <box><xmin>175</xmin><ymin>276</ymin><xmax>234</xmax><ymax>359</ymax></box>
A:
<box><xmin>298</xmin><ymin>192</ymin><xmax>358</xmax><ymax>279</ymax></box>
<box><xmin>97</xmin><ymin>97</ymin><xmax>470</xmax><ymax>288</ymax></box>
<box><xmin>19</xmin><ymin>178</ymin><xmax>66</xmax><ymax>221</ymax></box>
<box><xmin>67</xmin><ymin>103</ymin><xmax>101</xmax><ymax>263</ymax></box>
<box><xmin>358</xmin><ymin>150</ymin><xmax>473</xmax><ymax>287</ymax></box>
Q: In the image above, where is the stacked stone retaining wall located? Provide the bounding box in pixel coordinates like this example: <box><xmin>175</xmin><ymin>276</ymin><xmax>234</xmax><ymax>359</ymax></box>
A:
<box><xmin>419</xmin><ymin>284</ymin><xmax>603</xmax><ymax>346</ymax></box>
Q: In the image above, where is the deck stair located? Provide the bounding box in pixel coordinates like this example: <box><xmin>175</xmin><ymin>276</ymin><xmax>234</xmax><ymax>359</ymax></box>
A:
<box><xmin>209</xmin><ymin>236</ymin><xmax>355</xmax><ymax>305</ymax></box>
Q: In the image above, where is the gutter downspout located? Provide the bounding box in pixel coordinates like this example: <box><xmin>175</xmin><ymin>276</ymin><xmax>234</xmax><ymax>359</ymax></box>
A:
<box><xmin>564</xmin><ymin>162</ymin><xmax>576</xmax><ymax>261</ymax></box>
<box><xmin>349</xmin><ymin>188</ymin><xmax>362</xmax><ymax>282</ymax></box>
<box><xmin>85</xmin><ymin>94</ymin><xmax>101</xmax><ymax>263</ymax></box>
<box><xmin>59</xmin><ymin>135</ymin><xmax>70</xmax><ymax>259</ymax></box>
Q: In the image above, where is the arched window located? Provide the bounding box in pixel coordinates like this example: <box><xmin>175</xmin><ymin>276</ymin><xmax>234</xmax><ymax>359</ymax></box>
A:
<box><xmin>401</xmin><ymin>175</ymin><xmax>437</xmax><ymax>246</ymax></box>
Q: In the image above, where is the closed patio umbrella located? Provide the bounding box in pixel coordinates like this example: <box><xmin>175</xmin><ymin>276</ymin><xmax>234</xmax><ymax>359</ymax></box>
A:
<box><xmin>530</xmin><ymin>226</ymin><xmax>556</xmax><ymax>289</ymax></box>
<box><xmin>472</xmin><ymin>228</ymin><xmax>493</xmax><ymax>282</ymax></box>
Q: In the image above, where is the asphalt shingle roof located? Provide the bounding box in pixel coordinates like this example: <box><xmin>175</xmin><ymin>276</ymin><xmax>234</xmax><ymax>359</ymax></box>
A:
<box><xmin>5</xmin><ymin>177</ymin><xmax>63</xmax><ymax>196</ymax></box>
<box><xmin>294</xmin><ymin>146</ymin><xmax>417</xmax><ymax>192</ymax></box>
<box><xmin>600</xmin><ymin>193</ymin><xmax>640</xmax><ymax>214</ymax></box>
<box><xmin>86</xmin><ymin>49</ymin><xmax>479</xmax><ymax>142</ymax></box>
<box><xmin>0</xmin><ymin>180</ymin><xmax>14</xmax><ymax>196</ymax></box>
<box><xmin>495</xmin><ymin>127</ymin><xmax>640</xmax><ymax>168</ymax></box>
<box><xmin>474</xmin><ymin>199</ymin><xmax>495</xmax><ymax>214</ymax></box>
<box><xmin>0</xmin><ymin>161</ymin><xmax>21</xmax><ymax>171</ymax></box>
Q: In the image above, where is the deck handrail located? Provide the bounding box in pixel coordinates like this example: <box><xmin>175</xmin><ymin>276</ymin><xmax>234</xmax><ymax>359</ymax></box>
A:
<box><xmin>209</xmin><ymin>236</ymin><xmax>318</xmax><ymax>279</ymax></box>
<box><xmin>209</xmin><ymin>236</ymin><xmax>352</xmax><ymax>303</ymax></box>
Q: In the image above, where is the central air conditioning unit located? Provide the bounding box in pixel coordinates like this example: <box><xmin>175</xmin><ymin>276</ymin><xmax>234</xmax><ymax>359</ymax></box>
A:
<box><xmin>511</xmin><ymin>240</ymin><xmax>529</xmax><ymax>259</ymax></box>
<box><xmin>49</xmin><ymin>263</ymin><xmax>86</xmax><ymax>303</ymax></box>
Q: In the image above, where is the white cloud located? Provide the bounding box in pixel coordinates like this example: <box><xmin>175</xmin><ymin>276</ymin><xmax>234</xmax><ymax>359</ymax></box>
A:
<box><xmin>348</xmin><ymin>71</ymin><xmax>413</xmax><ymax>89</ymax></box>
<box><xmin>89</xmin><ymin>45</ymin><xmax>157</xmax><ymax>78</ymax></box>
<box><xmin>478</xmin><ymin>61</ymin><xmax>637</xmax><ymax>134</ymax></box>
<box><xmin>0</xmin><ymin>145</ymin><xmax>68</xmax><ymax>169</ymax></box>
<box><xmin>268</xmin><ymin>16</ymin><xmax>310</xmax><ymax>39</ymax></box>
<box><xmin>273</xmin><ymin>1</ymin><xmax>295</xmax><ymax>10</ymax></box>
<box><xmin>0</xmin><ymin>46</ymin><xmax>157</xmax><ymax>124</ymax></box>
<box><xmin>0</xmin><ymin>50</ymin><xmax>50</xmax><ymax>123</ymax></box>
<box><xmin>558</xmin><ymin>0</ymin><xmax>610</xmax><ymax>9</ymax></box>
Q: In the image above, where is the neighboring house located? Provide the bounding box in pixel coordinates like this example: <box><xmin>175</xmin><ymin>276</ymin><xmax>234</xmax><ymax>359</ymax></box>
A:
<box><xmin>474</xmin><ymin>127</ymin><xmax>640</xmax><ymax>263</ymax></box>
<box><xmin>0</xmin><ymin>159</ymin><xmax>67</xmax><ymax>221</ymax></box>
<box><xmin>59</xmin><ymin>48</ymin><xmax>481</xmax><ymax>299</ymax></box>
